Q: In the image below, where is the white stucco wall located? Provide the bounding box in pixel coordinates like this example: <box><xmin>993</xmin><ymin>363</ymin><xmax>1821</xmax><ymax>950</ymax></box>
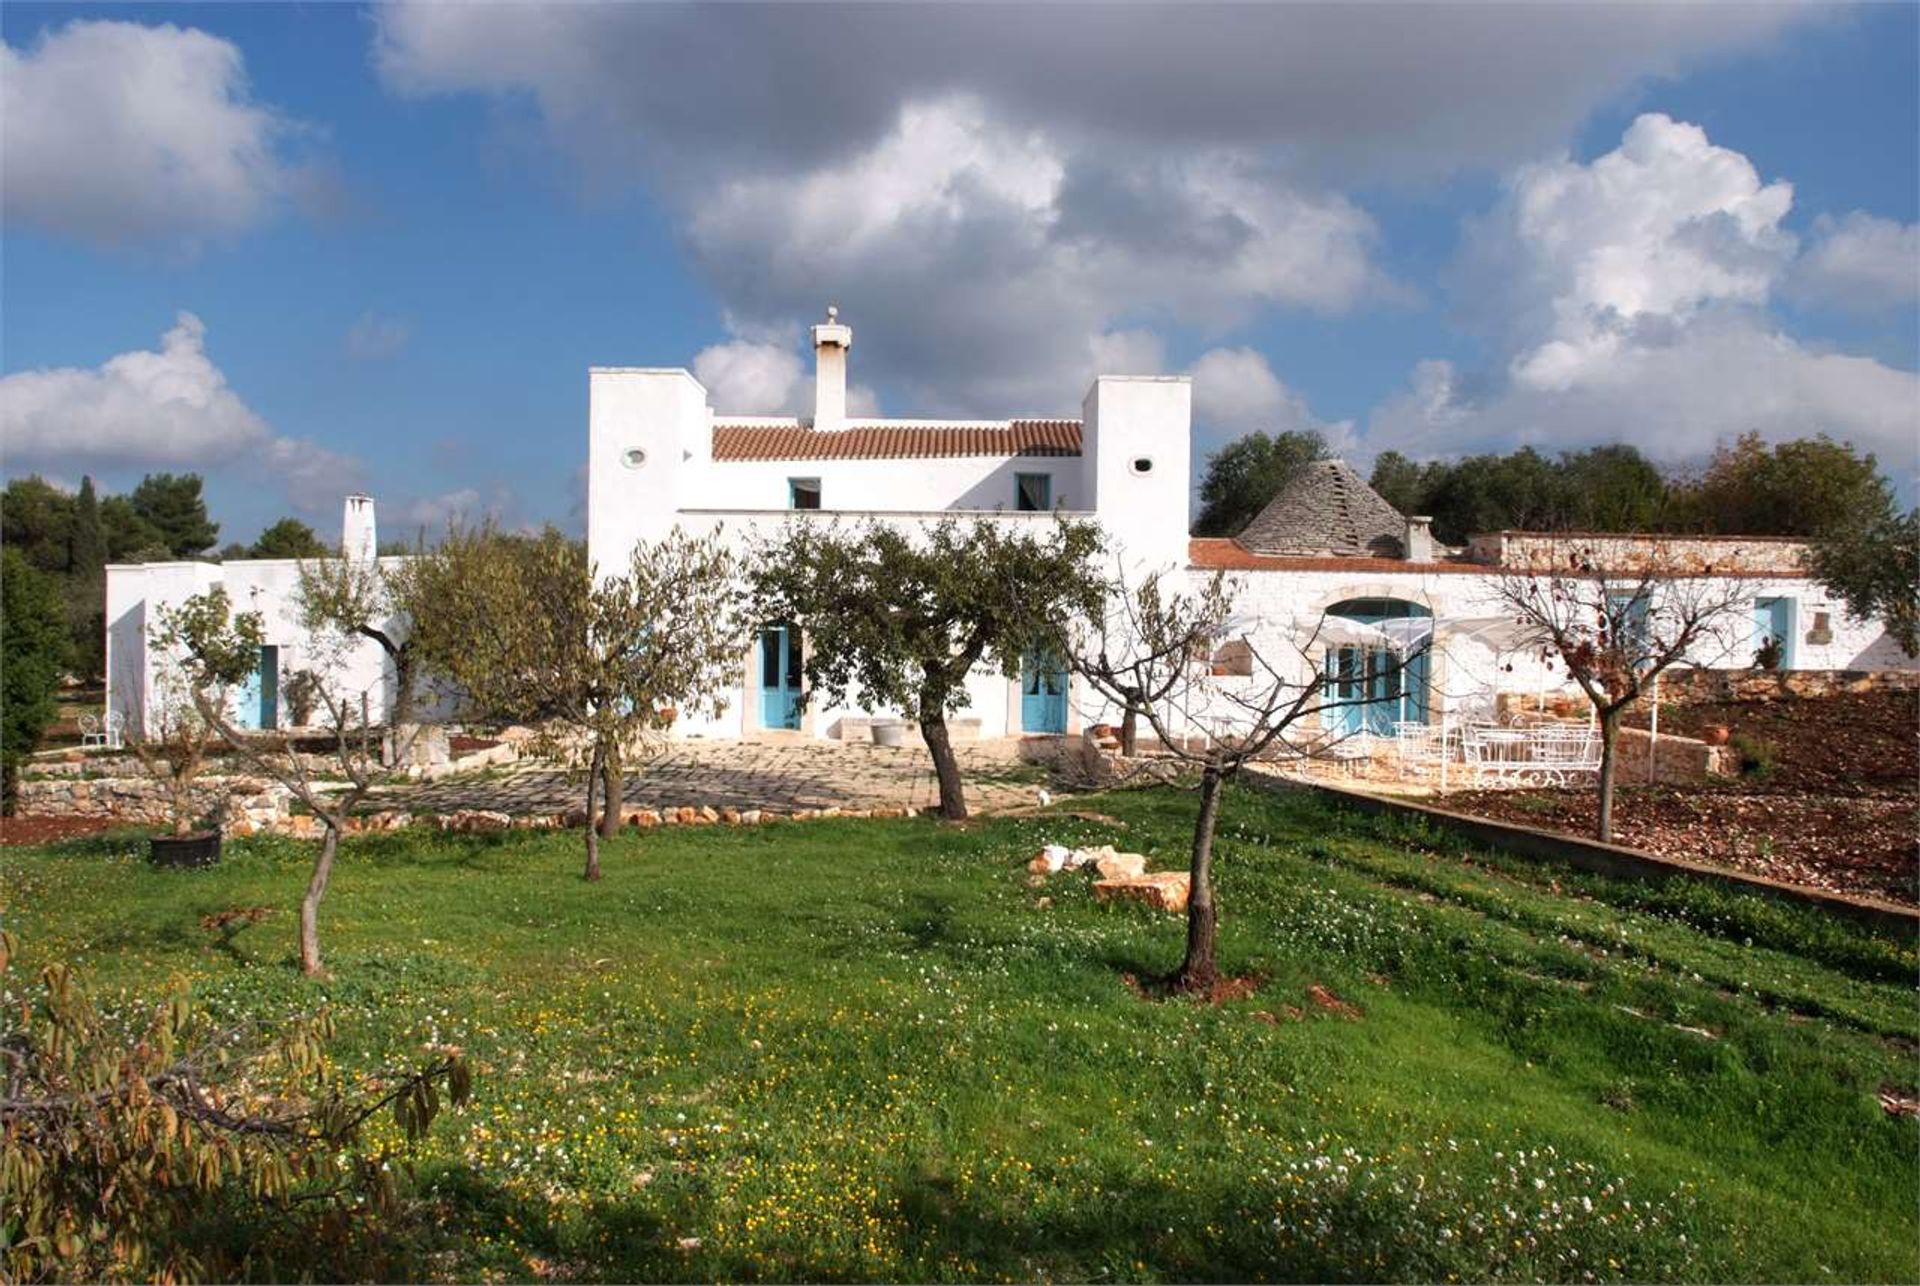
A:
<box><xmin>105</xmin><ymin>556</ymin><xmax>410</xmax><ymax>737</ymax></box>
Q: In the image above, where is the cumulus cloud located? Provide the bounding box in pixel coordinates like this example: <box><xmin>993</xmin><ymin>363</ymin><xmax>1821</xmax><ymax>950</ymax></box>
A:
<box><xmin>1792</xmin><ymin>212</ymin><xmax>1920</xmax><ymax>314</ymax></box>
<box><xmin>2</xmin><ymin>19</ymin><xmax>310</xmax><ymax>248</ymax></box>
<box><xmin>345</xmin><ymin>310</ymin><xmax>412</xmax><ymax>360</ymax></box>
<box><xmin>370</xmin><ymin>5</ymin><xmax>1813</xmax><ymax>417</ymax></box>
<box><xmin>373</xmin><ymin>3</ymin><xmax>1806</xmax><ymax>183</ymax></box>
<box><xmin>1369</xmin><ymin>114</ymin><xmax>1919</xmax><ymax>475</ymax></box>
<box><xmin>685</xmin><ymin>98</ymin><xmax>1390</xmax><ymax>413</ymax></box>
<box><xmin>691</xmin><ymin>328</ymin><xmax>880</xmax><ymax>417</ymax></box>
<box><xmin>1186</xmin><ymin>346</ymin><xmax>1357</xmax><ymax>458</ymax></box>
<box><xmin>0</xmin><ymin>312</ymin><xmax>366</xmax><ymax>512</ymax></box>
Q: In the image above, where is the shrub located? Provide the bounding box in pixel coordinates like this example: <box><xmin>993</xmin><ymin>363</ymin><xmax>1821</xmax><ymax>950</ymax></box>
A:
<box><xmin>1730</xmin><ymin>732</ymin><xmax>1778</xmax><ymax>780</ymax></box>
<box><xmin>0</xmin><ymin>931</ymin><xmax>471</xmax><ymax>1281</ymax></box>
<box><xmin>1</xmin><ymin>548</ymin><xmax>68</xmax><ymax>814</ymax></box>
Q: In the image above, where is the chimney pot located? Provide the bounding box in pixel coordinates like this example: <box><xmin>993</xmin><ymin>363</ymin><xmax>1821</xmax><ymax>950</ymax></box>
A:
<box><xmin>809</xmin><ymin>305</ymin><xmax>852</xmax><ymax>432</ymax></box>
<box><xmin>1404</xmin><ymin>515</ymin><xmax>1434</xmax><ymax>563</ymax></box>
<box><xmin>343</xmin><ymin>494</ymin><xmax>378</xmax><ymax>562</ymax></box>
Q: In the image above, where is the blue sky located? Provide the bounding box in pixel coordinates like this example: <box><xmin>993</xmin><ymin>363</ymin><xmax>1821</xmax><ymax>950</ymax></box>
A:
<box><xmin>4</xmin><ymin>3</ymin><xmax>1916</xmax><ymax>545</ymax></box>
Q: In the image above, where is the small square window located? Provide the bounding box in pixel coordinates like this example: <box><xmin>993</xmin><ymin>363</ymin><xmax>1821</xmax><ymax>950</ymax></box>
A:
<box><xmin>1015</xmin><ymin>473</ymin><xmax>1051</xmax><ymax>512</ymax></box>
<box><xmin>789</xmin><ymin>477</ymin><xmax>822</xmax><ymax>510</ymax></box>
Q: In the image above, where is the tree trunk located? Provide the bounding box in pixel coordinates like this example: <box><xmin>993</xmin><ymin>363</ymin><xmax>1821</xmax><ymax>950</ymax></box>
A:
<box><xmin>1120</xmin><ymin>698</ymin><xmax>1140</xmax><ymax>757</ymax></box>
<box><xmin>582</xmin><ymin>740</ymin><xmax>604</xmax><ymax>881</ymax></box>
<box><xmin>1595</xmin><ymin>708</ymin><xmax>1622</xmax><ymax>844</ymax></box>
<box><xmin>1171</xmin><ymin>764</ymin><xmax>1225</xmax><ymax>995</ymax></box>
<box><xmin>597</xmin><ymin>740</ymin><xmax>623</xmax><ymax>838</ymax></box>
<box><xmin>920</xmin><ymin>713</ymin><xmax>968</xmax><ymax>821</ymax></box>
<box><xmin>299</xmin><ymin>822</ymin><xmax>339</xmax><ymax>977</ymax></box>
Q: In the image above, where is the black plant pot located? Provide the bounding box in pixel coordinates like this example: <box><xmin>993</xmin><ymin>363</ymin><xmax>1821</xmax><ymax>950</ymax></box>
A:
<box><xmin>150</xmin><ymin>830</ymin><xmax>222</xmax><ymax>868</ymax></box>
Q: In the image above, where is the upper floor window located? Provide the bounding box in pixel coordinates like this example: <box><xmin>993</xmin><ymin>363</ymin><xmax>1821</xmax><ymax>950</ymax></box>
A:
<box><xmin>789</xmin><ymin>477</ymin><xmax>822</xmax><ymax>510</ymax></box>
<box><xmin>1015</xmin><ymin>472</ymin><xmax>1052</xmax><ymax>512</ymax></box>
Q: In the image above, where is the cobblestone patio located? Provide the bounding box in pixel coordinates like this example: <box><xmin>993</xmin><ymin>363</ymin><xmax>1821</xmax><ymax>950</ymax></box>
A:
<box><xmin>372</xmin><ymin>739</ymin><xmax>1059</xmax><ymax>818</ymax></box>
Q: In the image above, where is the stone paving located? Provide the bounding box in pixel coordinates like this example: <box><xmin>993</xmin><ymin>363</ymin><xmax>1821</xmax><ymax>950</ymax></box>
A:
<box><xmin>372</xmin><ymin>738</ymin><xmax>1058</xmax><ymax>819</ymax></box>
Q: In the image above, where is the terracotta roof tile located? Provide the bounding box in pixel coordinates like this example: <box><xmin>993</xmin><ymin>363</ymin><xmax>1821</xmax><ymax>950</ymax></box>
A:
<box><xmin>712</xmin><ymin>419</ymin><xmax>1081</xmax><ymax>462</ymax></box>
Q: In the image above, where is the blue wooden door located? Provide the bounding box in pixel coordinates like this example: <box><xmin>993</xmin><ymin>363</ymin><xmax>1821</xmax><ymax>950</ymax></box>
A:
<box><xmin>758</xmin><ymin>625</ymin><xmax>802</xmax><ymax>729</ymax></box>
<box><xmin>1324</xmin><ymin>646</ymin><xmax>1366</xmax><ymax>736</ymax></box>
<box><xmin>231</xmin><ymin>645</ymin><xmax>278</xmax><ymax>731</ymax></box>
<box><xmin>1321</xmin><ymin>602</ymin><xmax>1432</xmax><ymax>736</ymax></box>
<box><xmin>1020</xmin><ymin>653</ymin><xmax>1067</xmax><ymax>733</ymax></box>
<box><xmin>257</xmin><ymin>645</ymin><xmax>279</xmax><ymax>730</ymax></box>
<box><xmin>233</xmin><ymin>664</ymin><xmax>261</xmax><ymax>731</ymax></box>
<box><xmin>1754</xmin><ymin>597</ymin><xmax>1794</xmax><ymax>668</ymax></box>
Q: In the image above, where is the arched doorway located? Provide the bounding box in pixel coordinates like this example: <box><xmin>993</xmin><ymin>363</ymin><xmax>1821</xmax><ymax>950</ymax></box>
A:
<box><xmin>1323</xmin><ymin>598</ymin><xmax>1431</xmax><ymax>736</ymax></box>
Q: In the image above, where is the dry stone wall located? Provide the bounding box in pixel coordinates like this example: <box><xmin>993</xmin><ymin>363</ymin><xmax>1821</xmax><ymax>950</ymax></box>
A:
<box><xmin>16</xmin><ymin>775</ymin><xmax>294</xmax><ymax>834</ymax></box>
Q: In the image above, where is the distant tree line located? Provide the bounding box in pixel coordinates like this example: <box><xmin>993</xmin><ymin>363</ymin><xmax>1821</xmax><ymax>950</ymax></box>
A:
<box><xmin>0</xmin><ymin>472</ymin><xmax>378</xmax><ymax>682</ymax></box>
<box><xmin>1195</xmin><ymin>429</ymin><xmax>1901</xmax><ymax>548</ymax></box>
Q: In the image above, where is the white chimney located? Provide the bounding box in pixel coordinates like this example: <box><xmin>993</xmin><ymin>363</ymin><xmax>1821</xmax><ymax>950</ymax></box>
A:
<box><xmin>343</xmin><ymin>494</ymin><xmax>377</xmax><ymax>562</ymax></box>
<box><xmin>810</xmin><ymin>304</ymin><xmax>852</xmax><ymax>432</ymax></box>
<box><xmin>1404</xmin><ymin>515</ymin><xmax>1434</xmax><ymax>563</ymax></box>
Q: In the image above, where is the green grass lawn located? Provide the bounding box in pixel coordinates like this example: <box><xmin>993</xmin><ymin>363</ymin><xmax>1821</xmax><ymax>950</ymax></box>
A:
<box><xmin>5</xmin><ymin>785</ymin><xmax>1915</xmax><ymax>1283</ymax></box>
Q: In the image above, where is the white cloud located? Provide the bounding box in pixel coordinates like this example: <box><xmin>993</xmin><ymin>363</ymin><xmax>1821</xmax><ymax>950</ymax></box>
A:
<box><xmin>1369</xmin><ymin>115</ymin><xmax>1920</xmax><ymax>476</ymax></box>
<box><xmin>686</xmin><ymin>98</ymin><xmax>1389</xmax><ymax>414</ymax></box>
<box><xmin>1793</xmin><ymin>212</ymin><xmax>1920</xmax><ymax>314</ymax></box>
<box><xmin>345</xmin><ymin>310</ymin><xmax>412</xmax><ymax>360</ymax></box>
<box><xmin>400</xmin><ymin>488</ymin><xmax>483</xmax><ymax>530</ymax></box>
<box><xmin>1088</xmin><ymin>330</ymin><xmax>1168</xmax><ymax>380</ymax></box>
<box><xmin>0</xmin><ymin>312</ymin><xmax>366</xmax><ymax>512</ymax></box>
<box><xmin>373</xmin><ymin>3</ymin><xmax>1807</xmax><ymax>184</ymax></box>
<box><xmin>1484</xmin><ymin>113</ymin><xmax>1797</xmax><ymax>390</ymax></box>
<box><xmin>691</xmin><ymin>327</ymin><xmax>880</xmax><ymax>418</ymax></box>
<box><xmin>1186</xmin><ymin>346</ymin><xmax>1356</xmax><ymax>455</ymax></box>
<box><xmin>2</xmin><ymin>19</ymin><xmax>307</xmax><ymax>248</ymax></box>
<box><xmin>692</xmin><ymin>339</ymin><xmax>805</xmax><ymax>415</ymax></box>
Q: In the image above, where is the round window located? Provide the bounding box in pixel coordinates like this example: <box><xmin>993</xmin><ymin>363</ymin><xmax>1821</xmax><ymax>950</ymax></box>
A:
<box><xmin>622</xmin><ymin>447</ymin><xmax>648</xmax><ymax>469</ymax></box>
<box><xmin>1129</xmin><ymin>456</ymin><xmax>1154</xmax><ymax>475</ymax></box>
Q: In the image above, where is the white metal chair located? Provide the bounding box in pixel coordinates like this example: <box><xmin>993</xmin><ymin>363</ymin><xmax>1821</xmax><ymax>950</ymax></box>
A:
<box><xmin>1529</xmin><ymin>725</ymin><xmax>1599</xmax><ymax>785</ymax></box>
<box><xmin>79</xmin><ymin>713</ymin><xmax>106</xmax><ymax>749</ymax></box>
<box><xmin>1393</xmin><ymin>721</ymin><xmax>1445</xmax><ymax>777</ymax></box>
<box><xmin>104</xmin><ymin>710</ymin><xmax>127</xmax><ymax>750</ymax></box>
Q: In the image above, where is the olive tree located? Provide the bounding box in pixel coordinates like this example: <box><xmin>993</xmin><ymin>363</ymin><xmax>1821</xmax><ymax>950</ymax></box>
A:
<box><xmin>751</xmin><ymin>516</ymin><xmax>1105</xmax><ymax>821</ymax></box>
<box><xmin>1072</xmin><ymin>567</ymin><xmax>1430</xmax><ymax>994</ymax></box>
<box><xmin>1812</xmin><ymin>507</ymin><xmax>1919</xmax><ymax>657</ymax></box>
<box><xmin>1491</xmin><ymin>539</ymin><xmax>1757</xmax><ymax>842</ymax></box>
<box><xmin>405</xmin><ymin>525</ymin><xmax>745</xmax><ymax>879</ymax></box>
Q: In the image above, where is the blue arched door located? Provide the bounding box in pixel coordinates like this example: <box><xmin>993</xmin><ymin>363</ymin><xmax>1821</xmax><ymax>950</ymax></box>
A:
<box><xmin>1323</xmin><ymin>599</ymin><xmax>1430</xmax><ymax>736</ymax></box>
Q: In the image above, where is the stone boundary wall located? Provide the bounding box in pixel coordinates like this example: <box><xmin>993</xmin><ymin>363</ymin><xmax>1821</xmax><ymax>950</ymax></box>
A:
<box><xmin>17</xmin><ymin>775</ymin><xmax>293</xmax><ymax>834</ymax></box>
<box><xmin>14</xmin><ymin>774</ymin><xmax>925</xmax><ymax>839</ymax></box>
<box><xmin>1613</xmin><ymin>725</ymin><xmax>1737</xmax><ymax>783</ymax></box>
<box><xmin>1249</xmin><ymin>771</ymin><xmax>1917</xmax><ymax>937</ymax></box>
<box><xmin>1648</xmin><ymin>668</ymin><xmax>1920</xmax><ymax>706</ymax></box>
<box><xmin>1468</xmin><ymin>531</ymin><xmax>1809</xmax><ymax>575</ymax></box>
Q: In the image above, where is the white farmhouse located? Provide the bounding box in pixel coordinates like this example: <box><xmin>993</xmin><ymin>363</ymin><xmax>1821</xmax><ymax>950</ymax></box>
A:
<box><xmin>105</xmin><ymin>309</ymin><xmax>1915</xmax><ymax>744</ymax></box>
<box><xmin>586</xmin><ymin>309</ymin><xmax>1190</xmax><ymax>740</ymax></box>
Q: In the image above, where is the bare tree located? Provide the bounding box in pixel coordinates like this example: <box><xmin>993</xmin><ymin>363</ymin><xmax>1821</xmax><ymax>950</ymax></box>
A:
<box><xmin>155</xmin><ymin>587</ymin><xmax>384</xmax><ymax>977</ymax></box>
<box><xmin>1072</xmin><ymin>567</ymin><xmax>1429</xmax><ymax>994</ymax></box>
<box><xmin>295</xmin><ymin>549</ymin><xmax>423</xmax><ymax>764</ymax></box>
<box><xmin>1489</xmin><ymin>537</ymin><xmax>1758</xmax><ymax>842</ymax></box>
<box><xmin>122</xmin><ymin>665</ymin><xmax>228</xmax><ymax>839</ymax></box>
